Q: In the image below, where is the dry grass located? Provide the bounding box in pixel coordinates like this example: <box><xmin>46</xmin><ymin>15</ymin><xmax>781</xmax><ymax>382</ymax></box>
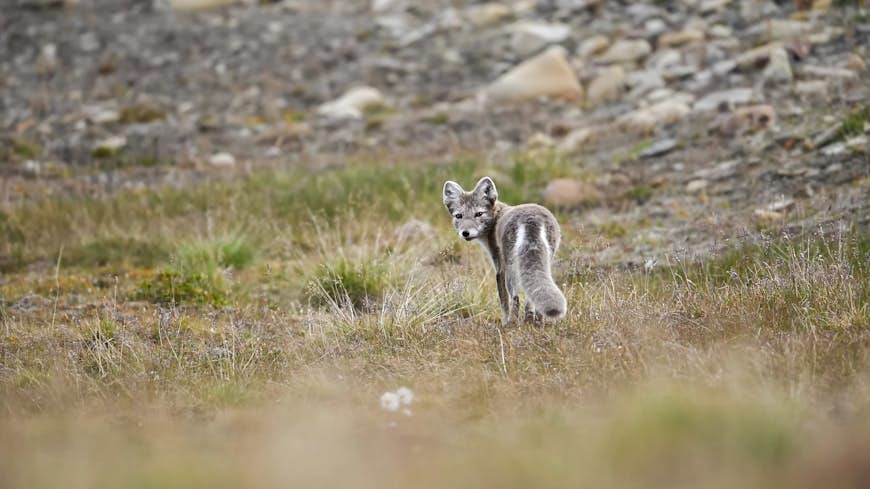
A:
<box><xmin>0</xmin><ymin>156</ymin><xmax>868</xmax><ymax>488</ymax></box>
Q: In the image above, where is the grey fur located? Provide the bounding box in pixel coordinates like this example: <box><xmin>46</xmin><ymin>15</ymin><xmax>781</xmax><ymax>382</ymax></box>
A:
<box><xmin>442</xmin><ymin>177</ymin><xmax>567</xmax><ymax>325</ymax></box>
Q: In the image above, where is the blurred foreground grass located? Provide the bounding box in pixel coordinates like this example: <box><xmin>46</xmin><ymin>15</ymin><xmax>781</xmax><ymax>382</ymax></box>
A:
<box><xmin>0</xmin><ymin>154</ymin><xmax>868</xmax><ymax>488</ymax></box>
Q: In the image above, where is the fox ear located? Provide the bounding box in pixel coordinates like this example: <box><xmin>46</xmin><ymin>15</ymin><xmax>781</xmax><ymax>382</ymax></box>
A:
<box><xmin>443</xmin><ymin>181</ymin><xmax>464</xmax><ymax>206</ymax></box>
<box><xmin>473</xmin><ymin>176</ymin><xmax>498</xmax><ymax>203</ymax></box>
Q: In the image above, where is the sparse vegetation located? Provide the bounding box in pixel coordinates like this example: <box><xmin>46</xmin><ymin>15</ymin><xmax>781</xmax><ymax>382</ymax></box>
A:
<box><xmin>0</xmin><ymin>155</ymin><xmax>867</xmax><ymax>488</ymax></box>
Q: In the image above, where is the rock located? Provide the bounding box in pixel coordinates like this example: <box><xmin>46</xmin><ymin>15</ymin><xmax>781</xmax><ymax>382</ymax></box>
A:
<box><xmin>794</xmin><ymin>80</ymin><xmax>828</xmax><ymax>97</ymax></box>
<box><xmin>557</xmin><ymin>127</ymin><xmax>595</xmax><ymax>152</ymax></box>
<box><xmin>209</xmin><ymin>152</ymin><xmax>236</xmax><ymax>167</ymax></box>
<box><xmin>168</xmin><ymin>0</ymin><xmax>237</xmax><ymax>10</ymax></box>
<box><xmin>800</xmin><ymin>64</ymin><xmax>859</xmax><ymax>79</ymax></box>
<box><xmin>618</xmin><ymin>98</ymin><xmax>691</xmax><ymax>133</ymax></box>
<box><xmin>699</xmin><ymin>0</ymin><xmax>732</xmax><ymax>14</ymax></box>
<box><xmin>847</xmin><ymin>54</ymin><xmax>866</xmax><ymax>72</ymax></box>
<box><xmin>735</xmin><ymin>42</ymin><xmax>782</xmax><ymax>69</ymax></box>
<box><xmin>693</xmin><ymin>88</ymin><xmax>757</xmax><ymax>112</ymax></box>
<box><xmin>482</xmin><ymin>46</ymin><xmax>582</xmax><ymax>103</ymax></box>
<box><xmin>542</xmin><ymin>179</ymin><xmax>601</xmax><ymax>208</ymax></box>
<box><xmin>318</xmin><ymin>87</ymin><xmax>388</xmax><ymax>120</ymax></box>
<box><xmin>644</xmin><ymin>18</ymin><xmax>668</xmax><ymax>37</ymax></box>
<box><xmin>395</xmin><ymin>219</ymin><xmax>433</xmax><ymax>243</ymax></box>
<box><xmin>756</xmin><ymin>19</ymin><xmax>812</xmax><ymax>40</ymax></box>
<box><xmin>763</xmin><ymin>47</ymin><xmax>793</xmax><ymax>84</ymax></box>
<box><xmin>626</xmin><ymin>70</ymin><xmax>665</xmax><ymax>100</ymax></box>
<box><xmin>597</xmin><ymin>39</ymin><xmax>652</xmax><ymax>64</ymax></box>
<box><xmin>371</xmin><ymin>0</ymin><xmax>402</xmax><ymax>12</ymax></box>
<box><xmin>717</xmin><ymin>104</ymin><xmax>777</xmax><ymax>134</ymax></box>
<box><xmin>587</xmin><ymin>65</ymin><xmax>625</xmax><ymax>106</ymax></box>
<box><xmin>464</xmin><ymin>2</ymin><xmax>512</xmax><ymax>27</ymax></box>
<box><xmin>657</xmin><ymin>29</ymin><xmax>705</xmax><ymax>48</ymax></box>
<box><xmin>753</xmin><ymin>209</ymin><xmax>784</xmax><ymax>221</ymax></box>
<box><xmin>526</xmin><ymin>132</ymin><xmax>556</xmax><ymax>149</ymax></box>
<box><xmin>92</xmin><ymin>136</ymin><xmax>126</xmax><ymax>157</ymax></box>
<box><xmin>709</xmin><ymin>24</ymin><xmax>733</xmax><ymax>38</ymax></box>
<box><xmin>577</xmin><ymin>35</ymin><xmax>609</xmax><ymax>59</ymax></box>
<box><xmin>639</xmin><ymin>138</ymin><xmax>677</xmax><ymax>158</ymax></box>
<box><xmin>686</xmin><ymin>179</ymin><xmax>708</xmax><ymax>192</ymax></box>
<box><xmin>510</xmin><ymin>22</ymin><xmax>571</xmax><ymax>56</ymax></box>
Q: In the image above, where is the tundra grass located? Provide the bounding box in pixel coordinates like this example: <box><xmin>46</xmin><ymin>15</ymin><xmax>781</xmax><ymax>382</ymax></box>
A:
<box><xmin>0</xmin><ymin>155</ymin><xmax>868</xmax><ymax>488</ymax></box>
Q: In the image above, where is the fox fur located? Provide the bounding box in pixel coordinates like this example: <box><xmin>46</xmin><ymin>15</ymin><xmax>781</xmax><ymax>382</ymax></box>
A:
<box><xmin>443</xmin><ymin>176</ymin><xmax>567</xmax><ymax>325</ymax></box>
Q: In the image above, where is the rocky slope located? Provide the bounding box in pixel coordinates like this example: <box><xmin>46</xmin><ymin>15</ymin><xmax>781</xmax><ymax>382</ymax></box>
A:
<box><xmin>1</xmin><ymin>0</ymin><xmax>868</xmax><ymax>266</ymax></box>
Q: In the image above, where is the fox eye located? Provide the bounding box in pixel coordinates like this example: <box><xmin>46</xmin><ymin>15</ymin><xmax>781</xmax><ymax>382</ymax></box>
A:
<box><xmin>474</xmin><ymin>212</ymin><xmax>484</xmax><ymax>218</ymax></box>
<box><xmin>454</xmin><ymin>213</ymin><xmax>463</xmax><ymax>219</ymax></box>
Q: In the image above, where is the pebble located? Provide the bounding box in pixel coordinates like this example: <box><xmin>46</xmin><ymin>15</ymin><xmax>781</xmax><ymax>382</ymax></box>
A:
<box><xmin>542</xmin><ymin>178</ymin><xmax>601</xmax><ymax>208</ymax></box>
<box><xmin>639</xmin><ymin>138</ymin><xmax>677</xmax><ymax>158</ymax></box>
<box><xmin>587</xmin><ymin>65</ymin><xmax>626</xmax><ymax>106</ymax></box>
<box><xmin>577</xmin><ymin>35</ymin><xmax>609</xmax><ymax>59</ymax></box>
<box><xmin>763</xmin><ymin>47</ymin><xmax>793</xmax><ymax>83</ymax></box>
<box><xmin>597</xmin><ymin>39</ymin><xmax>652</xmax><ymax>64</ymax></box>
<box><xmin>208</xmin><ymin>152</ymin><xmax>236</xmax><ymax>167</ymax></box>
<box><xmin>318</xmin><ymin>87</ymin><xmax>388</xmax><ymax>120</ymax></box>
<box><xmin>693</xmin><ymin>88</ymin><xmax>757</xmax><ymax>112</ymax></box>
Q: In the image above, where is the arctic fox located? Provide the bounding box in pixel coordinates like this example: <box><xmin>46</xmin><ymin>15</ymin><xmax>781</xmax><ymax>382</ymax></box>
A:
<box><xmin>442</xmin><ymin>176</ymin><xmax>567</xmax><ymax>325</ymax></box>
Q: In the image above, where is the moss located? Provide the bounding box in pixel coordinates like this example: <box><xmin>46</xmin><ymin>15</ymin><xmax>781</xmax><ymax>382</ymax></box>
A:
<box><xmin>132</xmin><ymin>270</ymin><xmax>228</xmax><ymax>306</ymax></box>
<box><xmin>11</xmin><ymin>138</ymin><xmax>41</xmax><ymax>159</ymax></box>
<box><xmin>119</xmin><ymin>103</ymin><xmax>167</xmax><ymax>124</ymax></box>
<box><xmin>625</xmin><ymin>185</ymin><xmax>654</xmax><ymax>204</ymax></box>
<box><xmin>837</xmin><ymin>105</ymin><xmax>869</xmax><ymax>141</ymax></box>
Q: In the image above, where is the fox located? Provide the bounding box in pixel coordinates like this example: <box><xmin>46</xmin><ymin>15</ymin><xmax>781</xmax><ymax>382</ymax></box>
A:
<box><xmin>442</xmin><ymin>176</ymin><xmax>567</xmax><ymax>325</ymax></box>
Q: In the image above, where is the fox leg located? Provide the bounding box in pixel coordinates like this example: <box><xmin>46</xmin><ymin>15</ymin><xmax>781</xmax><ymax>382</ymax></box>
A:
<box><xmin>524</xmin><ymin>301</ymin><xmax>542</xmax><ymax>325</ymax></box>
<box><xmin>495</xmin><ymin>269</ymin><xmax>511</xmax><ymax>325</ymax></box>
<box><xmin>504</xmin><ymin>257</ymin><xmax>522</xmax><ymax>326</ymax></box>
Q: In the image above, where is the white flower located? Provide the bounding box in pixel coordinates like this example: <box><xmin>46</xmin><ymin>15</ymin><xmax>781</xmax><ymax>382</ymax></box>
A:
<box><xmin>380</xmin><ymin>391</ymin><xmax>400</xmax><ymax>412</ymax></box>
<box><xmin>395</xmin><ymin>386</ymin><xmax>414</xmax><ymax>405</ymax></box>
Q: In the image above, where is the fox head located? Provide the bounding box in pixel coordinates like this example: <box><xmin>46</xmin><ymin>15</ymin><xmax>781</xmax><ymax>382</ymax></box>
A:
<box><xmin>442</xmin><ymin>177</ymin><xmax>498</xmax><ymax>241</ymax></box>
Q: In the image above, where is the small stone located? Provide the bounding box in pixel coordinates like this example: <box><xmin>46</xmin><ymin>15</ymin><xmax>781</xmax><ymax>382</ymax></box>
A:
<box><xmin>79</xmin><ymin>32</ymin><xmax>99</xmax><ymax>52</ymax></box>
<box><xmin>618</xmin><ymin>98</ymin><xmax>691</xmax><ymax>133</ymax></box>
<box><xmin>510</xmin><ymin>21</ymin><xmax>571</xmax><ymax>56</ymax></box>
<box><xmin>763</xmin><ymin>47</ymin><xmax>793</xmax><ymax>83</ymax></box>
<box><xmin>526</xmin><ymin>132</ymin><xmax>555</xmax><ymax>148</ymax></box>
<box><xmin>168</xmin><ymin>0</ymin><xmax>237</xmax><ymax>10</ymax></box>
<box><xmin>800</xmin><ymin>64</ymin><xmax>858</xmax><ymax>79</ymax></box>
<box><xmin>93</xmin><ymin>136</ymin><xmax>126</xmax><ymax>153</ymax></box>
<box><xmin>577</xmin><ymin>35</ymin><xmax>609</xmax><ymax>59</ymax></box>
<box><xmin>794</xmin><ymin>80</ymin><xmax>828</xmax><ymax>96</ymax></box>
<box><xmin>758</xmin><ymin>19</ymin><xmax>812</xmax><ymax>40</ymax></box>
<box><xmin>587</xmin><ymin>65</ymin><xmax>626</xmax><ymax>106</ymax></box>
<box><xmin>718</xmin><ymin>104</ymin><xmax>777</xmax><ymax>133</ymax></box>
<box><xmin>709</xmin><ymin>24</ymin><xmax>733</xmax><ymax>38</ymax></box>
<box><xmin>209</xmin><ymin>152</ymin><xmax>236</xmax><ymax>167</ymax></box>
<box><xmin>597</xmin><ymin>39</ymin><xmax>652</xmax><ymax>64</ymax></box>
<box><xmin>693</xmin><ymin>88</ymin><xmax>756</xmax><ymax>112</ymax></box>
<box><xmin>318</xmin><ymin>87</ymin><xmax>388</xmax><ymax>120</ymax></box>
<box><xmin>846</xmin><ymin>53</ymin><xmax>866</xmax><ymax>72</ymax></box>
<box><xmin>483</xmin><ymin>46</ymin><xmax>582</xmax><ymax>103</ymax></box>
<box><xmin>542</xmin><ymin>178</ymin><xmax>601</xmax><ymax>208</ymax></box>
<box><xmin>735</xmin><ymin>42</ymin><xmax>782</xmax><ymax>69</ymax></box>
<box><xmin>753</xmin><ymin>209</ymin><xmax>784</xmax><ymax>221</ymax></box>
<box><xmin>557</xmin><ymin>127</ymin><xmax>595</xmax><ymax>152</ymax></box>
<box><xmin>464</xmin><ymin>2</ymin><xmax>511</xmax><ymax>27</ymax></box>
<box><xmin>657</xmin><ymin>29</ymin><xmax>705</xmax><ymax>48</ymax></box>
<box><xmin>686</xmin><ymin>179</ymin><xmax>708</xmax><ymax>192</ymax></box>
<box><xmin>639</xmin><ymin>138</ymin><xmax>677</xmax><ymax>158</ymax></box>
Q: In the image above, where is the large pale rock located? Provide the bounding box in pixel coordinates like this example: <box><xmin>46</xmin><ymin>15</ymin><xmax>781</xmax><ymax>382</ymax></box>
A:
<box><xmin>482</xmin><ymin>46</ymin><xmax>582</xmax><ymax>103</ymax></box>
<box><xmin>597</xmin><ymin>39</ymin><xmax>652</xmax><ymax>64</ymax></box>
<box><xmin>318</xmin><ymin>87</ymin><xmax>387</xmax><ymax>119</ymax></box>
<box><xmin>587</xmin><ymin>65</ymin><xmax>625</xmax><ymax>105</ymax></box>
<box><xmin>542</xmin><ymin>179</ymin><xmax>601</xmax><ymax>208</ymax></box>
<box><xmin>168</xmin><ymin>0</ymin><xmax>237</xmax><ymax>10</ymax></box>
<box><xmin>618</xmin><ymin>98</ymin><xmax>690</xmax><ymax>133</ymax></box>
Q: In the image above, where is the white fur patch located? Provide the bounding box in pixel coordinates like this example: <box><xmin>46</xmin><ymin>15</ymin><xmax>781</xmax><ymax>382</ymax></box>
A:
<box><xmin>540</xmin><ymin>225</ymin><xmax>550</xmax><ymax>257</ymax></box>
<box><xmin>514</xmin><ymin>224</ymin><xmax>526</xmax><ymax>254</ymax></box>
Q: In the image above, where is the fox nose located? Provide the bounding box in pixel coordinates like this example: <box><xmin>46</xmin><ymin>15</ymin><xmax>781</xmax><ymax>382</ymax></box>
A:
<box><xmin>461</xmin><ymin>230</ymin><xmax>470</xmax><ymax>238</ymax></box>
